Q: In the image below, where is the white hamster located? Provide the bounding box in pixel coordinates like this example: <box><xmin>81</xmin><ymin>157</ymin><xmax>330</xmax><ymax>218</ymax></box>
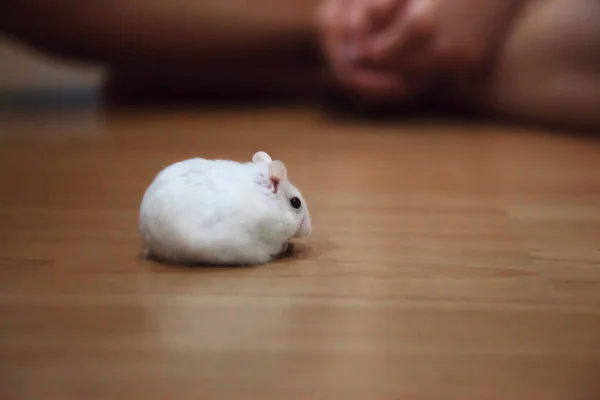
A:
<box><xmin>139</xmin><ymin>151</ymin><xmax>312</xmax><ymax>265</ymax></box>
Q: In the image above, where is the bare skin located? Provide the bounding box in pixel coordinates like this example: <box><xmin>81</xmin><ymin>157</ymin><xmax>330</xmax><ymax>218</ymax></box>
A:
<box><xmin>2</xmin><ymin>0</ymin><xmax>600</xmax><ymax>130</ymax></box>
<box><xmin>318</xmin><ymin>0</ymin><xmax>600</xmax><ymax>129</ymax></box>
<box><xmin>472</xmin><ymin>0</ymin><xmax>600</xmax><ymax>129</ymax></box>
<box><xmin>318</xmin><ymin>0</ymin><xmax>527</xmax><ymax>100</ymax></box>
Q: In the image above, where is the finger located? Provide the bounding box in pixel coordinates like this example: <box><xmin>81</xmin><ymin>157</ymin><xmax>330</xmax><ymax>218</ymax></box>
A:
<box><xmin>319</xmin><ymin>1</ymin><xmax>353</xmax><ymax>65</ymax></box>
<box><xmin>361</xmin><ymin>1</ymin><xmax>435</xmax><ymax>65</ymax></box>
<box><xmin>363</xmin><ymin>0</ymin><xmax>407</xmax><ymax>35</ymax></box>
<box><xmin>317</xmin><ymin>0</ymin><xmax>347</xmax><ymax>38</ymax></box>
<box><xmin>342</xmin><ymin>0</ymin><xmax>369</xmax><ymax>40</ymax></box>
<box><xmin>323</xmin><ymin>30</ymin><xmax>360</xmax><ymax>69</ymax></box>
<box><xmin>316</xmin><ymin>0</ymin><xmax>343</xmax><ymax>28</ymax></box>
<box><xmin>323</xmin><ymin>1</ymin><xmax>362</xmax><ymax>48</ymax></box>
<box><xmin>335</xmin><ymin>0</ymin><xmax>406</xmax><ymax>64</ymax></box>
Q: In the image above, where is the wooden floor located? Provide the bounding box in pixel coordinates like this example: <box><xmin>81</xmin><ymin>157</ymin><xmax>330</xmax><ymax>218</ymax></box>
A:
<box><xmin>1</xmin><ymin>96</ymin><xmax>600</xmax><ymax>400</ymax></box>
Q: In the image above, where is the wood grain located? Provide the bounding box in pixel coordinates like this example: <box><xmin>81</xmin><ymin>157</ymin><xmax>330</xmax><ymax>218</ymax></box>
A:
<box><xmin>1</xmin><ymin>105</ymin><xmax>600</xmax><ymax>400</ymax></box>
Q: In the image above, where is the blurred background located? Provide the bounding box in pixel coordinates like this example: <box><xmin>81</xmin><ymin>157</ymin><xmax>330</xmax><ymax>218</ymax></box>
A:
<box><xmin>0</xmin><ymin>37</ymin><xmax>103</xmax><ymax>90</ymax></box>
<box><xmin>0</xmin><ymin>37</ymin><xmax>104</xmax><ymax>113</ymax></box>
<box><xmin>0</xmin><ymin>0</ymin><xmax>326</xmax><ymax>112</ymax></box>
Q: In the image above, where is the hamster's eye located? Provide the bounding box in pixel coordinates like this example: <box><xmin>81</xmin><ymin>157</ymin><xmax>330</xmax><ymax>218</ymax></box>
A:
<box><xmin>290</xmin><ymin>197</ymin><xmax>301</xmax><ymax>209</ymax></box>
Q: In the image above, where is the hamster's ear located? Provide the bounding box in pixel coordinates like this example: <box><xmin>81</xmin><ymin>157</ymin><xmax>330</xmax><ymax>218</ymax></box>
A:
<box><xmin>253</xmin><ymin>151</ymin><xmax>272</xmax><ymax>164</ymax></box>
<box><xmin>268</xmin><ymin>160</ymin><xmax>287</xmax><ymax>193</ymax></box>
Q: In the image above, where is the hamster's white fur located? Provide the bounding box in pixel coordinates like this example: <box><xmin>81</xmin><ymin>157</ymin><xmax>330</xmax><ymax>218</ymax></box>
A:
<box><xmin>139</xmin><ymin>151</ymin><xmax>311</xmax><ymax>265</ymax></box>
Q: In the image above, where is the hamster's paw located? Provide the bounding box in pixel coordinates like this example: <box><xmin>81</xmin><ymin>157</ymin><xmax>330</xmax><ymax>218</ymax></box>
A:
<box><xmin>278</xmin><ymin>242</ymin><xmax>294</xmax><ymax>258</ymax></box>
<box><xmin>141</xmin><ymin>247</ymin><xmax>151</xmax><ymax>259</ymax></box>
<box><xmin>283</xmin><ymin>242</ymin><xmax>294</xmax><ymax>255</ymax></box>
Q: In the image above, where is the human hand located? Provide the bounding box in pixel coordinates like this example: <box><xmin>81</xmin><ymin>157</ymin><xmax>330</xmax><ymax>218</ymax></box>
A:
<box><xmin>318</xmin><ymin>0</ymin><xmax>525</xmax><ymax>101</ymax></box>
<box><xmin>317</xmin><ymin>0</ymin><xmax>413</xmax><ymax>103</ymax></box>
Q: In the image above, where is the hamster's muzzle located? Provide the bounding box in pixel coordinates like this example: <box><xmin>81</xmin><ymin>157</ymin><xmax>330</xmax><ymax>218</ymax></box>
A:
<box><xmin>294</xmin><ymin>215</ymin><xmax>311</xmax><ymax>237</ymax></box>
